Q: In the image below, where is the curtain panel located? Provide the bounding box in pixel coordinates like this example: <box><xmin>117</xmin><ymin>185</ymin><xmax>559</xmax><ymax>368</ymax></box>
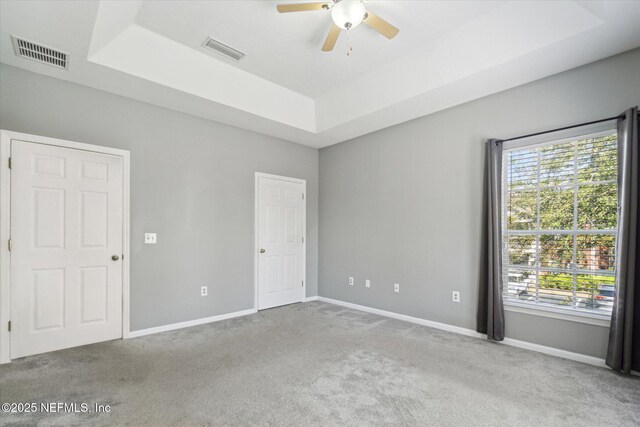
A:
<box><xmin>606</xmin><ymin>107</ymin><xmax>640</xmax><ymax>374</ymax></box>
<box><xmin>477</xmin><ymin>139</ymin><xmax>505</xmax><ymax>341</ymax></box>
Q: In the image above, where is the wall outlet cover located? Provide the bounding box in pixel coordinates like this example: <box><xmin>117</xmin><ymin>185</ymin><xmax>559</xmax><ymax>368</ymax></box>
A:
<box><xmin>365</xmin><ymin>279</ymin><xmax>370</xmax><ymax>288</ymax></box>
<box><xmin>394</xmin><ymin>283</ymin><xmax>400</xmax><ymax>293</ymax></box>
<box><xmin>201</xmin><ymin>286</ymin><xmax>208</xmax><ymax>297</ymax></box>
<box><xmin>349</xmin><ymin>277</ymin><xmax>354</xmax><ymax>286</ymax></box>
<box><xmin>452</xmin><ymin>291</ymin><xmax>460</xmax><ymax>303</ymax></box>
<box><xmin>144</xmin><ymin>233</ymin><xmax>157</xmax><ymax>244</ymax></box>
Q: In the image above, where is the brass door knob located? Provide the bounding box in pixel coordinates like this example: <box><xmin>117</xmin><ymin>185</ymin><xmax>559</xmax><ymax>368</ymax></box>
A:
<box><xmin>259</xmin><ymin>248</ymin><xmax>266</xmax><ymax>253</ymax></box>
<box><xmin>112</xmin><ymin>255</ymin><xmax>120</xmax><ymax>261</ymax></box>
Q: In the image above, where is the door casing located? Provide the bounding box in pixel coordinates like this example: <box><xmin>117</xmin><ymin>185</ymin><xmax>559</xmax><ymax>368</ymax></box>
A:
<box><xmin>0</xmin><ymin>130</ymin><xmax>130</xmax><ymax>364</ymax></box>
<box><xmin>254</xmin><ymin>172</ymin><xmax>306</xmax><ymax>310</ymax></box>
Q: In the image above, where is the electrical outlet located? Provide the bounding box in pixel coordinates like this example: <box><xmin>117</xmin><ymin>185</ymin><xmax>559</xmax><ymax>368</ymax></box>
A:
<box><xmin>365</xmin><ymin>279</ymin><xmax>371</xmax><ymax>288</ymax></box>
<box><xmin>201</xmin><ymin>286</ymin><xmax>208</xmax><ymax>297</ymax></box>
<box><xmin>144</xmin><ymin>233</ymin><xmax>157</xmax><ymax>244</ymax></box>
<box><xmin>452</xmin><ymin>291</ymin><xmax>460</xmax><ymax>303</ymax></box>
<box><xmin>394</xmin><ymin>283</ymin><xmax>400</xmax><ymax>293</ymax></box>
<box><xmin>348</xmin><ymin>277</ymin><xmax>354</xmax><ymax>286</ymax></box>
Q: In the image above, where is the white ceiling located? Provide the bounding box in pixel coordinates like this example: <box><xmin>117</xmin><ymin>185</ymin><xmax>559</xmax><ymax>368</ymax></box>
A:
<box><xmin>1</xmin><ymin>1</ymin><xmax>640</xmax><ymax>148</ymax></box>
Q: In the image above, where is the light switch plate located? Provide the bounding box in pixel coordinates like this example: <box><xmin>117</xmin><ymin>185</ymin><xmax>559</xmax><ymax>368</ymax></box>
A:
<box><xmin>365</xmin><ymin>279</ymin><xmax>371</xmax><ymax>288</ymax></box>
<box><xmin>144</xmin><ymin>233</ymin><xmax>157</xmax><ymax>244</ymax></box>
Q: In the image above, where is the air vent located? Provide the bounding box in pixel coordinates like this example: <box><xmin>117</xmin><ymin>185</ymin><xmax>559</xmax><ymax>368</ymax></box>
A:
<box><xmin>202</xmin><ymin>36</ymin><xmax>245</xmax><ymax>61</ymax></box>
<box><xmin>12</xmin><ymin>36</ymin><xmax>68</xmax><ymax>69</ymax></box>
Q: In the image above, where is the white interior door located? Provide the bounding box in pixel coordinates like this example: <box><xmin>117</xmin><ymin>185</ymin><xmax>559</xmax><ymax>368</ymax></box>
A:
<box><xmin>257</xmin><ymin>175</ymin><xmax>305</xmax><ymax>310</ymax></box>
<box><xmin>10</xmin><ymin>140</ymin><xmax>123</xmax><ymax>359</ymax></box>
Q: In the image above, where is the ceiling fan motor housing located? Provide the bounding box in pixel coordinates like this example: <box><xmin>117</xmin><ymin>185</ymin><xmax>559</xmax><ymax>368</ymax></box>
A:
<box><xmin>331</xmin><ymin>0</ymin><xmax>366</xmax><ymax>30</ymax></box>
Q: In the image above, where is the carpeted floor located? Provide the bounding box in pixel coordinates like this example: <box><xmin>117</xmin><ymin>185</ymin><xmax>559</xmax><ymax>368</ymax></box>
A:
<box><xmin>1</xmin><ymin>301</ymin><xmax>638</xmax><ymax>426</ymax></box>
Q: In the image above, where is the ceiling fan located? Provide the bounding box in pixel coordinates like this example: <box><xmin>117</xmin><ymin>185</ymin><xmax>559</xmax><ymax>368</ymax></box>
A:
<box><xmin>276</xmin><ymin>0</ymin><xmax>399</xmax><ymax>52</ymax></box>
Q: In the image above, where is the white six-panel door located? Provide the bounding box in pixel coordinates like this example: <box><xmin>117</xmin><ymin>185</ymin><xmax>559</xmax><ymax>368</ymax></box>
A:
<box><xmin>10</xmin><ymin>140</ymin><xmax>123</xmax><ymax>358</ymax></box>
<box><xmin>257</xmin><ymin>175</ymin><xmax>305</xmax><ymax>310</ymax></box>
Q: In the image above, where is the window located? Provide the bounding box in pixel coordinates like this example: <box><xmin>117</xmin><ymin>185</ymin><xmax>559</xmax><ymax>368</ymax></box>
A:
<box><xmin>502</xmin><ymin>130</ymin><xmax>618</xmax><ymax>317</ymax></box>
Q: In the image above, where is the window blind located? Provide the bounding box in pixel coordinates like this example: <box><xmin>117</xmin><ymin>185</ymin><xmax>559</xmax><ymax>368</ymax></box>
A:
<box><xmin>502</xmin><ymin>131</ymin><xmax>618</xmax><ymax>315</ymax></box>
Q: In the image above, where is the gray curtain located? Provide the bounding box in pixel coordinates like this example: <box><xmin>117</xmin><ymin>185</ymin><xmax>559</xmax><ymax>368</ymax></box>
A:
<box><xmin>606</xmin><ymin>107</ymin><xmax>639</xmax><ymax>373</ymax></box>
<box><xmin>477</xmin><ymin>139</ymin><xmax>505</xmax><ymax>341</ymax></box>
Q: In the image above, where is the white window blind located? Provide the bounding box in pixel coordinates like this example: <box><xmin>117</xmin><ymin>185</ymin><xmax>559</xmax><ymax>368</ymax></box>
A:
<box><xmin>502</xmin><ymin>131</ymin><xmax>618</xmax><ymax>316</ymax></box>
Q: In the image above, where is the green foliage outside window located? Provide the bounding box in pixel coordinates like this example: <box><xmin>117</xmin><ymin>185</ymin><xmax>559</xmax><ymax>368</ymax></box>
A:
<box><xmin>538</xmin><ymin>272</ymin><xmax>615</xmax><ymax>292</ymax></box>
<box><xmin>505</xmin><ymin>134</ymin><xmax>618</xmax><ymax>303</ymax></box>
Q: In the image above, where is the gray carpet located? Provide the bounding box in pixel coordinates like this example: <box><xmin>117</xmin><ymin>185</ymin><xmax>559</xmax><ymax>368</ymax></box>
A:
<box><xmin>1</xmin><ymin>301</ymin><xmax>638</xmax><ymax>426</ymax></box>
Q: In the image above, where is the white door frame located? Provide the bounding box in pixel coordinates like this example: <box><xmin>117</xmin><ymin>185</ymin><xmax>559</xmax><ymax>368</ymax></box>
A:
<box><xmin>254</xmin><ymin>172</ymin><xmax>306</xmax><ymax>310</ymax></box>
<box><xmin>0</xmin><ymin>130</ymin><xmax>131</xmax><ymax>364</ymax></box>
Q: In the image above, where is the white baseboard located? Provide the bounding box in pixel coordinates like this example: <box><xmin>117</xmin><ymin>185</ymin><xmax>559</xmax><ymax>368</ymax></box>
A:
<box><xmin>318</xmin><ymin>296</ymin><xmax>485</xmax><ymax>339</ymax></box>
<box><xmin>128</xmin><ymin>308</ymin><xmax>257</xmax><ymax>338</ymax></box>
<box><xmin>501</xmin><ymin>337</ymin><xmax>607</xmax><ymax>368</ymax></box>
<box><xmin>302</xmin><ymin>296</ymin><xmax>319</xmax><ymax>302</ymax></box>
<box><xmin>317</xmin><ymin>296</ymin><xmax>608</xmax><ymax>369</ymax></box>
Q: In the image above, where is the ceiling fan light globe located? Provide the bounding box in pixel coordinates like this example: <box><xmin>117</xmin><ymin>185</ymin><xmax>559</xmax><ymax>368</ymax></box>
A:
<box><xmin>331</xmin><ymin>0</ymin><xmax>366</xmax><ymax>30</ymax></box>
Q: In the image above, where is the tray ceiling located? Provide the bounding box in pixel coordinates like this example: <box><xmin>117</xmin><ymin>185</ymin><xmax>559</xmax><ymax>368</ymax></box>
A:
<box><xmin>1</xmin><ymin>1</ymin><xmax>639</xmax><ymax>148</ymax></box>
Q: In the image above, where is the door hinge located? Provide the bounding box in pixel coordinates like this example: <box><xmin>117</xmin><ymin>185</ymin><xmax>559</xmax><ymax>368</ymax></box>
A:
<box><xmin>7</xmin><ymin>239</ymin><xmax>11</xmax><ymax>252</ymax></box>
<box><xmin>7</xmin><ymin>321</ymin><xmax>11</xmax><ymax>332</ymax></box>
<box><xmin>301</xmin><ymin>280</ymin><xmax>304</xmax><ymax>287</ymax></box>
<box><xmin>302</xmin><ymin>236</ymin><xmax>304</xmax><ymax>243</ymax></box>
<box><xmin>8</xmin><ymin>157</ymin><xmax>11</xmax><ymax>169</ymax></box>
<box><xmin>302</xmin><ymin>193</ymin><xmax>304</xmax><ymax>200</ymax></box>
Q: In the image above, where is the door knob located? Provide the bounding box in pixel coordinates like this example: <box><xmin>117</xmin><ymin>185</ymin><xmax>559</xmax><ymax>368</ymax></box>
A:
<box><xmin>259</xmin><ymin>248</ymin><xmax>266</xmax><ymax>253</ymax></box>
<box><xmin>112</xmin><ymin>255</ymin><xmax>120</xmax><ymax>261</ymax></box>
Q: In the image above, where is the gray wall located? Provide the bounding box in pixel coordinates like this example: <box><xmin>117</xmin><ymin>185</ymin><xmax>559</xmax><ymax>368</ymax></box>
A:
<box><xmin>2</xmin><ymin>48</ymin><xmax>638</xmax><ymax>359</ymax></box>
<box><xmin>0</xmin><ymin>64</ymin><xmax>319</xmax><ymax>331</ymax></box>
<box><xmin>319</xmin><ymin>48</ymin><xmax>640</xmax><ymax>358</ymax></box>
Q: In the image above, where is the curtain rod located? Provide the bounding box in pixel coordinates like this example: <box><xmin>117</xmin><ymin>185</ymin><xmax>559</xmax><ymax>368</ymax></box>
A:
<box><xmin>502</xmin><ymin>114</ymin><xmax>624</xmax><ymax>143</ymax></box>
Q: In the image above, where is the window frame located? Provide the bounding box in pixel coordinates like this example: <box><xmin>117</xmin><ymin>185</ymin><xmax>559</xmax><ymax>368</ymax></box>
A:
<box><xmin>501</xmin><ymin>124</ymin><xmax>618</xmax><ymax>326</ymax></box>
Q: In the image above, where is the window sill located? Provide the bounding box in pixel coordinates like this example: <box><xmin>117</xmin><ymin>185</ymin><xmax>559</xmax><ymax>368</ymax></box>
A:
<box><xmin>504</xmin><ymin>301</ymin><xmax>611</xmax><ymax>327</ymax></box>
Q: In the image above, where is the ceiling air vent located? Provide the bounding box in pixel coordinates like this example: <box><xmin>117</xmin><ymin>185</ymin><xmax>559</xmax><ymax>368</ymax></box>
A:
<box><xmin>12</xmin><ymin>36</ymin><xmax>68</xmax><ymax>69</ymax></box>
<box><xmin>202</xmin><ymin>36</ymin><xmax>245</xmax><ymax>61</ymax></box>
